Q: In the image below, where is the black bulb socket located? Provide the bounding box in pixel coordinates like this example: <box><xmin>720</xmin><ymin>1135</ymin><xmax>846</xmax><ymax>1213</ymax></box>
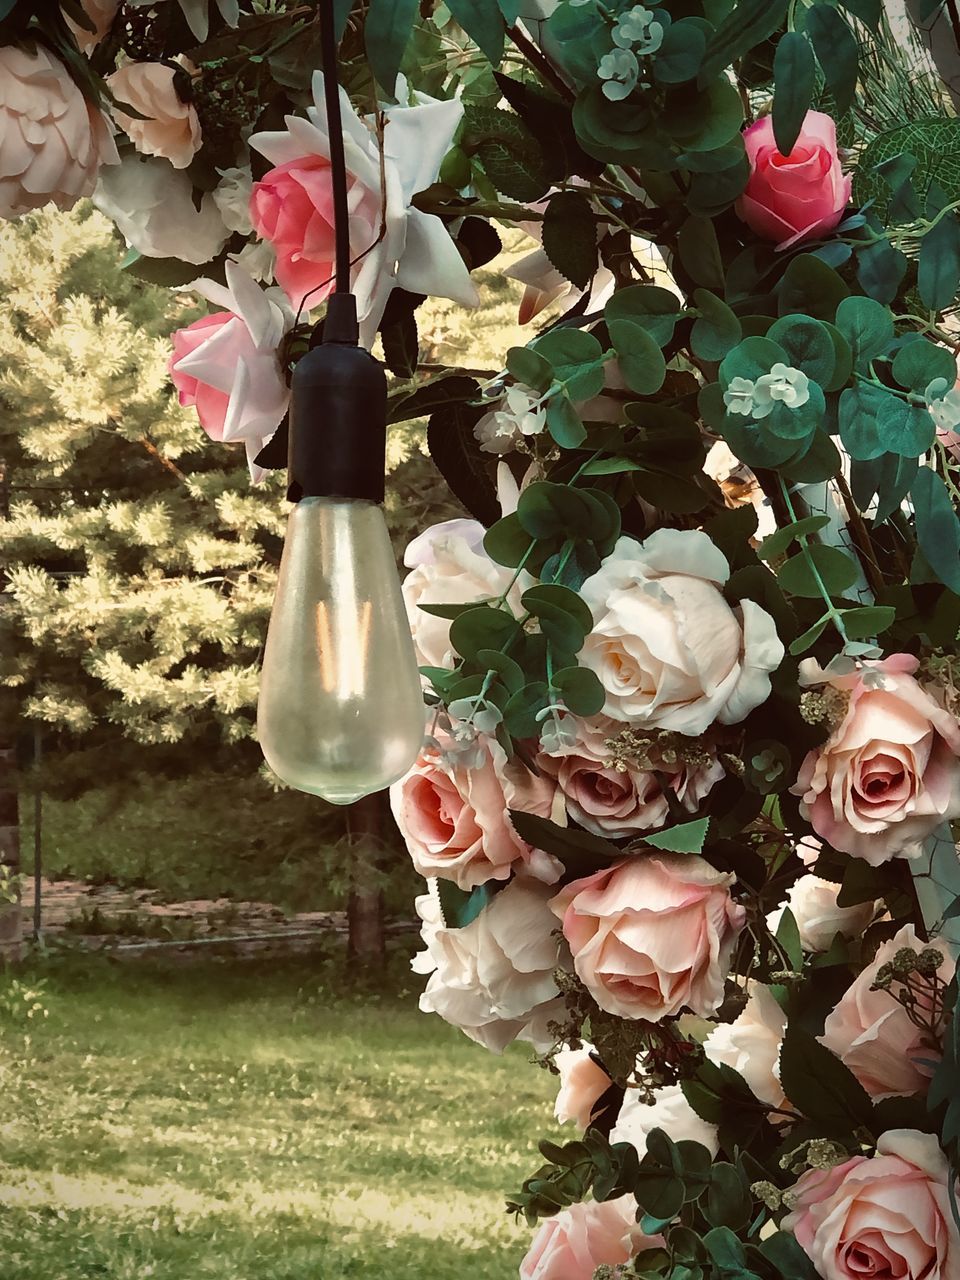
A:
<box><xmin>287</xmin><ymin>294</ymin><xmax>388</xmax><ymax>505</ymax></box>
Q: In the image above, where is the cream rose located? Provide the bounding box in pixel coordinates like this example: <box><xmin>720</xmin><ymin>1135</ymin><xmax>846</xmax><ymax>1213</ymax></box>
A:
<box><xmin>784</xmin><ymin>1130</ymin><xmax>960</xmax><ymax>1280</ymax></box>
<box><xmin>610</xmin><ymin>1082</ymin><xmax>719</xmax><ymax>1157</ymax></box>
<box><xmin>106</xmin><ymin>60</ymin><xmax>202</xmax><ymax>170</ymax></box>
<box><xmin>412</xmin><ymin>879</ymin><xmax>565</xmax><ymax>1053</ymax></box>
<box><xmin>94</xmin><ymin>154</ymin><xmax>229</xmax><ymax>263</ymax></box>
<box><xmin>0</xmin><ymin>45</ymin><xmax>118</xmax><ymax>220</ymax></box>
<box><xmin>819</xmin><ymin>923</ymin><xmax>954</xmax><ymax>1099</ymax></box>
<box><xmin>538</xmin><ymin>714</ymin><xmax>723</xmax><ymax>839</ymax></box>
<box><xmin>792</xmin><ymin>656</ymin><xmax>960</xmax><ymax>864</ymax></box>
<box><xmin>520</xmin><ymin>1195</ymin><xmax>661</xmax><ymax>1280</ymax></box>
<box><xmin>550</xmin><ymin>854</ymin><xmax>746</xmax><ymax>1021</ymax></box>
<box><xmin>704</xmin><ymin>983</ymin><xmax>789</xmax><ymax>1113</ymax></box>
<box><xmin>580</xmin><ymin>530</ymin><xmax>783</xmax><ymax>734</ymax></box>
<box><xmin>767</xmin><ymin>875</ymin><xmax>879</xmax><ymax>953</ymax></box>
<box><xmin>390</xmin><ymin>734</ymin><xmax>562</xmax><ymax>890</ymax></box>
<box><xmin>554</xmin><ymin>1044</ymin><xmax>613</xmax><ymax>1129</ymax></box>
<box><xmin>401</xmin><ymin>519</ymin><xmax>531</xmax><ymax>670</ymax></box>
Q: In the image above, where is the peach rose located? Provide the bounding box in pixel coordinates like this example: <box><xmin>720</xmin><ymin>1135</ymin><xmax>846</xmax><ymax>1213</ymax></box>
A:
<box><xmin>792</xmin><ymin>656</ymin><xmax>960</xmax><ymax>864</ymax></box>
<box><xmin>554</xmin><ymin>1045</ymin><xmax>612</xmax><ymax>1129</ymax></box>
<box><xmin>704</xmin><ymin>983</ymin><xmax>789</xmax><ymax>1113</ymax></box>
<box><xmin>412</xmin><ymin>879</ymin><xmax>564</xmax><ymax>1053</ymax></box>
<box><xmin>550</xmin><ymin>855</ymin><xmax>746</xmax><ymax>1020</ymax></box>
<box><xmin>390</xmin><ymin>734</ymin><xmax>562</xmax><ymax>890</ymax></box>
<box><xmin>783</xmin><ymin>1130</ymin><xmax>960</xmax><ymax>1280</ymax></box>
<box><xmin>401</xmin><ymin>520</ymin><xmax>532</xmax><ymax>671</ymax></box>
<box><xmin>65</xmin><ymin>0</ymin><xmax>119</xmax><ymax>53</ymax></box>
<box><xmin>610</xmin><ymin>1082</ymin><xmax>719</xmax><ymax>1158</ymax></box>
<box><xmin>0</xmin><ymin>45</ymin><xmax>118</xmax><ymax>219</ymax></box>
<box><xmin>107</xmin><ymin>60</ymin><xmax>201</xmax><ymax>170</ymax></box>
<box><xmin>538</xmin><ymin>715</ymin><xmax>723</xmax><ymax>839</ymax></box>
<box><xmin>580</xmin><ymin>530</ymin><xmax>783</xmax><ymax>735</ymax></box>
<box><xmin>819</xmin><ymin>923</ymin><xmax>954</xmax><ymax>1100</ymax></box>
<box><xmin>767</xmin><ymin>875</ymin><xmax>879</xmax><ymax>953</ymax></box>
<box><xmin>737</xmin><ymin>111</ymin><xmax>852</xmax><ymax>250</ymax></box>
<box><xmin>520</xmin><ymin>1195</ymin><xmax>661</xmax><ymax>1280</ymax></box>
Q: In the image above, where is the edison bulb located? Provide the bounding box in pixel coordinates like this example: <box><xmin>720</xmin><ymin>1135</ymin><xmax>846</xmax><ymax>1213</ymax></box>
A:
<box><xmin>257</xmin><ymin>496</ymin><xmax>426</xmax><ymax>804</ymax></box>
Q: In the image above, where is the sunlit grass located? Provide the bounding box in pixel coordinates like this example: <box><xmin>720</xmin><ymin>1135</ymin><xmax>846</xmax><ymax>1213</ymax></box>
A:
<box><xmin>0</xmin><ymin>949</ymin><xmax>560</xmax><ymax>1279</ymax></box>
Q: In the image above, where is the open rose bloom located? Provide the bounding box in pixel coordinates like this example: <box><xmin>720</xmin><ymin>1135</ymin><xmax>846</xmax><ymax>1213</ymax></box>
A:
<box><xmin>520</xmin><ymin>1196</ymin><xmax>662</xmax><ymax>1280</ymax></box>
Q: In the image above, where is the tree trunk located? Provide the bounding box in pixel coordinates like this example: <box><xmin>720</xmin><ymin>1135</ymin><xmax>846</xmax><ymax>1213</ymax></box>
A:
<box><xmin>0</xmin><ymin>741</ymin><xmax>22</xmax><ymax>964</ymax></box>
<box><xmin>346</xmin><ymin>791</ymin><xmax>386</xmax><ymax>970</ymax></box>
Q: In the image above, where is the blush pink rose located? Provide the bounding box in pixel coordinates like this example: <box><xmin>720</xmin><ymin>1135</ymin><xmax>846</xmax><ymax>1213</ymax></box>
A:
<box><xmin>0</xmin><ymin>45</ymin><xmax>118</xmax><ymax>219</ymax></box>
<box><xmin>783</xmin><ymin>1129</ymin><xmax>960</xmax><ymax>1280</ymax></box>
<box><xmin>554</xmin><ymin>1045</ymin><xmax>612</xmax><ymax>1129</ymax></box>
<box><xmin>550</xmin><ymin>855</ymin><xmax>746</xmax><ymax>1021</ymax></box>
<box><xmin>538</xmin><ymin>715</ymin><xmax>723</xmax><ymax>839</ymax></box>
<box><xmin>819</xmin><ymin>923</ymin><xmax>954</xmax><ymax>1100</ymax></box>
<box><xmin>737</xmin><ymin>110</ymin><xmax>852</xmax><ymax>250</ymax></box>
<box><xmin>520</xmin><ymin>1196</ymin><xmax>662</xmax><ymax>1280</ymax></box>
<box><xmin>792</xmin><ymin>656</ymin><xmax>960</xmax><ymax>864</ymax></box>
<box><xmin>170</xmin><ymin>312</ymin><xmax>233</xmax><ymax>436</ymax></box>
<box><xmin>390</xmin><ymin>735</ymin><xmax>563</xmax><ymax>890</ymax></box>
<box><xmin>766</xmin><ymin>875</ymin><xmax>880</xmax><ymax>954</ymax></box>
<box><xmin>65</xmin><ymin>0</ymin><xmax>119</xmax><ymax>53</ymax></box>
<box><xmin>106</xmin><ymin>60</ymin><xmax>201</xmax><ymax>170</ymax></box>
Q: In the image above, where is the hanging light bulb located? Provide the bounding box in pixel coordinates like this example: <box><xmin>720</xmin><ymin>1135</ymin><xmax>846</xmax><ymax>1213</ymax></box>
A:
<box><xmin>257</xmin><ymin>294</ymin><xmax>426</xmax><ymax>803</ymax></box>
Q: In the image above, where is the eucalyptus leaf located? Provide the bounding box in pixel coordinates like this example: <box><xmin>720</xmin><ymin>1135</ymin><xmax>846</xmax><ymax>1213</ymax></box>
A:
<box><xmin>912</xmin><ymin>467</ymin><xmax>960</xmax><ymax>593</ymax></box>
<box><xmin>773</xmin><ymin>32</ymin><xmax>816</xmax><ymax>156</ymax></box>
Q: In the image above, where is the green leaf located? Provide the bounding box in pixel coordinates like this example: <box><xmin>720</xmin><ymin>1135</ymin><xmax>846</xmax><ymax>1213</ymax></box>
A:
<box><xmin>760</xmin><ymin>1232</ymin><xmax>819</xmax><ymax>1280</ymax></box>
<box><xmin>912</xmin><ymin>467</ymin><xmax>960</xmax><ymax>593</ymax></box>
<box><xmin>767</xmin><ymin>314</ymin><xmax>838</xmax><ymax>386</ymax></box>
<box><xmin>720</xmin><ymin>335</ymin><xmax>789</xmax><ymax>386</ymax></box>
<box><xmin>436</xmin><ymin>878</ymin><xmax>501</xmax><ymax>929</ymax></box>
<box><xmin>788</xmin><ymin>614</ymin><xmax>831</xmax><ymax>655</ymax></box>
<box><xmin>691</xmin><ymin>289</ymin><xmax>742</xmax><ymax>361</ymax></box>
<box><xmin>876</xmin><ymin>394</ymin><xmax>936</xmax><ymax>458</ymax></box>
<box><xmin>856</xmin><ymin>238</ymin><xmax>909</xmax><ymax>304</ymax></box>
<box><xmin>704</xmin><ymin>1163</ymin><xmax>753</xmax><ymax>1232</ymax></box>
<box><xmin>891</xmin><ymin>338</ymin><xmax>957</xmax><ymax>392</ymax></box>
<box><xmin>551</xmin><ymin>666</ymin><xmax>606</xmax><ymax>716</ymax></box>
<box><xmin>840</xmin><ymin>605</ymin><xmax>896</xmax><ymax>640</ymax></box>
<box><xmin>542</xmin><ymin>190</ymin><xmax>598</xmax><ymax>291</ymax></box>
<box><xmin>506</xmin><ymin>346</ymin><xmax>553</xmax><ymax>392</ymax></box>
<box><xmin>546</xmin><ymin>396</ymin><xmax>588</xmax><ymax>449</ymax></box>
<box><xmin>477</xmin><ymin>648</ymin><xmax>525</xmax><ymax>695</ymax></box>
<box><xmin>664</xmin><ymin>76</ymin><xmax>744</xmax><ymax>153</ymax></box>
<box><xmin>608</xmin><ymin>320</ymin><xmax>667</xmax><ymax>394</ymax></box>
<box><xmin>503</xmin><ymin>681</ymin><xmax>550</xmax><ymax>737</ymax></box>
<box><xmin>699</xmin><ymin>0</ymin><xmax>790</xmax><ymax>84</ymax></box>
<box><xmin>837</xmin><ymin>382</ymin><xmax>891</xmax><ymax>460</ymax></box>
<box><xmin>605</xmin><ymin>286</ymin><xmax>681</xmax><ymax>347</ymax></box>
<box><xmin>522</xmin><ymin>582</ymin><xmax>593</xmax><ymax>636</ymax></box>
<box><xmin>758</xmin><ymin>515</ymin><xmax>832</xmax><ymax>562</ymax></box>
<box><xmin>484</xmin><ymin>512</ymin><xmax>532</xmax><ymax>568</ymax></box>
<box><xmin>462</xmin><ymin>105</ymin><xmax>549</xmax><ymax>201</ymax></box>
<box><xmin>654</xmin><ymin>17</ymin><xmax>708</xmax><ymax>83</ymax></box>
<box><xmin>834</xmin><ymin>295</ymin><xmax>894</xmax><ymax>367</ymax></box>
<box><xmin>445</xmin><ymin>0</ymin><xmax>505</xmax><ymax>63</ymax></box>
<box><xmin>806</xmin><ymin>5</ymin><xmax>859</xmax><ymax>114</ymax></box>
<box><xmin>780</xmin><ymin>1025</ymin><xmax>875</xmax><ymax>1130</ymax></box>
<box><xmin>633</xmin><ymin>1170</ymin><xmax>686</xmax><ymax>1223</ymax></box>
<box><xmin>776</xmin><ymin>905</ymin><xmax>804</xmax><ymax>970</ymax></box>
<box><xmin>777</xmin><ymin>544</ymin><xmax>859</xmax><ymax>598</ymax></box>
<box><xmin>449</xmin><ymin>605</ymin><xmax>521</xmax><ymax>660</ymax></box>
<box><xmin>778</xmin><ymin>254</ymin><xmax>849</xmax><ymax>321</ymax></box>
<box><xmin>645</xmin><ymin>818</ymin><xmax>709</xmax><ymax>855</ymax></box>
<box><xmin>919</xmin><ymin>210</ymin><xmax>960</xmax><ymax>311</ymax></box>
<box><xmin>516</xmin><ymin>482</ymin><xmax>611</xmax><ymax>542</ymax></box>
<box><xmin>507</xmin><ymin>810</ymin><xmax>619</xmax><ymax>878</ymax></box>
<box><xmin>677</xmin><ymin>216</ymin><xmax>725</xmax><ymax>290</ymax></box>
<box><xmin>773</xmin><ymin>32</ymin><xmax>816</xmax><ymax>156</ymax></box>
<box><xmin>365</xmin><ymin>0</ymin><xmax>419</xmax><ymax>91</ymax></box>
<box><xmin>839</xmin><ymin>0</ymin><xmax>881</xmax><ymax>28</ymax></box>
<box><xmin>533</xmin><ymin>329</ymin><xmax>605</xmax><ymax>400</ymax></box>
<box><xmin>703</xmin><ymin>1226</ymin><xmax>747</xmax><ymax>1271</ymax></box>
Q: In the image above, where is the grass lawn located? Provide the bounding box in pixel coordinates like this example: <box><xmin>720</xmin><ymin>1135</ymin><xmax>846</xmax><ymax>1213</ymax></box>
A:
<box><xmin>0</xmin><ymin>946</ymin><xmax>560</xmax><ymax>1279</ymax></box>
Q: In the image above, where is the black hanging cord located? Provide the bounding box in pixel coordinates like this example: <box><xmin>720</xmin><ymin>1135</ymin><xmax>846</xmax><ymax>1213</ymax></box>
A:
<box><xmin>320</xmin><ymin>0</ymin><xmax>351</xmax><ymax>297</ymax></box>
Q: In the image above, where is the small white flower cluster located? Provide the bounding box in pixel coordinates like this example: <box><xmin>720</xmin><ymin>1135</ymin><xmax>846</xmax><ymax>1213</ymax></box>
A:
<box><xmin>598</xmin><ymin>6</ymin><xmax>665</xmax><ymax>101</ymax></box>
<box><xmin>474</xmin><ymin>384</ymin><xmax>548</xmax><ymax>455</ymax></box>
<box><xmin>925</xmin><ymin>376</ymin><xmax>960</xmax><ymax>433</ymax></box>
<box><xmin>723</xmin><ymin>363</ymin><xmax>811</xmax><ymax>420</ymax></box>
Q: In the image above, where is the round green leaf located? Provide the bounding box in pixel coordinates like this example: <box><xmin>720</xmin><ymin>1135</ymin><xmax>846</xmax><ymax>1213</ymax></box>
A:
<box><xmin>719</xmin><ymin>335</ymin><xmax>789</xmax><ymax>388</ymax></box>
<box><xmin>691</xmin><ymin>289</ymin><xmax>742</xmax><ymax>361</ymax></box>
<box><xmin>834</xmin><ymin>296</ymin><xmax>894</xmax><ymax>367</ymax></box>
<box><xmin>891</xmin><ymin>338</ymin><xmax>958</xmax><ymax>393</ymax></box>
<box><xmin>533</xmin><ymin>328</ymin><xmax>605</xmax><ymax>400</ymax></box>
<box><xmin>767</xmin><ymin>314</ymin><xmax>838</xmax><ymax>385</ymax></box>
<box><xmin>449</xmin><ymin>605</ymin><xmax>522</xmax><ymax>659</ymax></box>
<box><xmin>777</xmin><ymin>544</ymin><xmax>859</xmax><ymax>598</ymax></box>
<box><xmin>608</xmin><ymin>320</ymin><xmax>666</xmax><ymax>393</ymax></box>
<box><xmin>605</xmin><ymin>285</ymin><xmax>681</xmax><ymax>347</ymax></box>
<box><xmin>551</xmin><ymin>665</ymin><xmax>605</xmax><ymax>716</ymax></box>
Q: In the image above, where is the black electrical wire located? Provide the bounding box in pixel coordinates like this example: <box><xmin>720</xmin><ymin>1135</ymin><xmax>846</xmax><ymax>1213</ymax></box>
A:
<box><xmin>320</xmin><ymin>0</ymin><xmax>351</xmax><ymax>297</ymax></box>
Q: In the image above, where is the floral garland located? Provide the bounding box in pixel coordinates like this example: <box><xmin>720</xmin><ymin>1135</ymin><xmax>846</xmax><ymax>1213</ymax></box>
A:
<box><xmin>5</xmin><ymin>1</ymin><xmax>960</xmax><ymax>1277</ymax></box>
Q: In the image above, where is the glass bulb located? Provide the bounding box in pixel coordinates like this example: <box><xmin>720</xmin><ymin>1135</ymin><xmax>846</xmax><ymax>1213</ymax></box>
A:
<box><xmin>257</xmin><ymin>496</ymin><xmax>426</xmax><ymax>804</ymax></box>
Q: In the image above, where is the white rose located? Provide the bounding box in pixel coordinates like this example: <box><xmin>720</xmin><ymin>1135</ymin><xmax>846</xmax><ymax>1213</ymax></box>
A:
<box><xmin>580</xmin><ymin>529</ymin><xmax>784</xmax><ymax>734</ymax></box>
<box><xmin>703</xmin><ymin>983</ymin><xmax>789</xmax><ymax>1113</ymax></box>
<box><xmin>610</xmin><ymin>1082</ymin><xmax>719</xmax><ymax>1157</ymax></box>
<box><xmin>401</xmin><ymin>519</ymin><xmax>532</xmax><ymax>669</ymax></box>
<box><xmin>212</xmin><ymin>166</ymin><xmax>255</xmax><ymax>235</ymax></box>
<box><xmin>766</xmin><ymin>875</ymin><xmax>879</xmax><ymax>954</ymax></box>
<box><xmin>93</xmin><ymin>154</ymin><xmax>230</xmax><ymax>264</ymax></box>
<box><xmin>411</xmin><ymin>879</ymin><xmax>565</xmax><ymax>1053</ymax></box>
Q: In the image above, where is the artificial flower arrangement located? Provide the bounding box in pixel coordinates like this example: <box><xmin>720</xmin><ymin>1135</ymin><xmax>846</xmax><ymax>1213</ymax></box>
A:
<box><xmin>5</xmin><ymin>0</ymin><xmax>960</xmax><ymax>1277</ymax></box>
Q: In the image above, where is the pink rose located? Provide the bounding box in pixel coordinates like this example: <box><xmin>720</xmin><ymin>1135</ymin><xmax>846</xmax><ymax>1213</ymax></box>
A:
<box><xmin>168</xmin><ymin>262</ymin><xmax>293</xmax><ymax>478</ymax></box>
<box><xmin>783</xmin><ymin>1130</ymin><xmax>960</xmax><ymax>1280</ymax></box>
<box><xmin>767</xmin><ymin>874</ymin><xmax>879</xmax><ymax>953</ymax></box>
<box><xmin>0</xmin><ymin>45</ymin><xmax>118</xmax><ymax>219</ymax></box>
<box><xmin>538</xmin><ymin>715</ymin><xmax>723</xmax><ymax>839</ymax></box>
<box><xmin>390</xmin><ymin>734</ymin><xmax>562</xmax><ymax>890</ymax></box>
<box><xmin>520</xmin><ymin>1196</ymin><xmax>661</xmax><ymax>1280</ymax></box>
<box><xmin>554</xmin><ymin>1045</ymin><xmax>612</xmax><ymax>1129</ymax></box>
<box><xmin>65</xmin><ymin>0</ymin><xmax>118</xmax><ymax>53</ymax></box>
<box><xmin>106</xmin><ymin>61</ymin><xmax>201</xmax><ymax>170</ymax></box>
<box><xmin>819</xmin><ymin>923</ymin><xmax>954</xmax><ymax>1099</ymax></box>
<box><xmin>550</xmin><ymin>855</ymin><xmax>746</xmax><ymax>1021</ymax></box>
<box><xmin>704</xmin><ymin>983</ymin><xmax>789</xmax><ymax>1113</ymax></box>
<box><xmin>792</xmin><ymin>656</ymin><xmax>960</xmax><ymax>864</ymax></box>
<box><xmin>737</xmin><ymin>111</ymin><xmax>851</xmax><ymax>249</ymax></box>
